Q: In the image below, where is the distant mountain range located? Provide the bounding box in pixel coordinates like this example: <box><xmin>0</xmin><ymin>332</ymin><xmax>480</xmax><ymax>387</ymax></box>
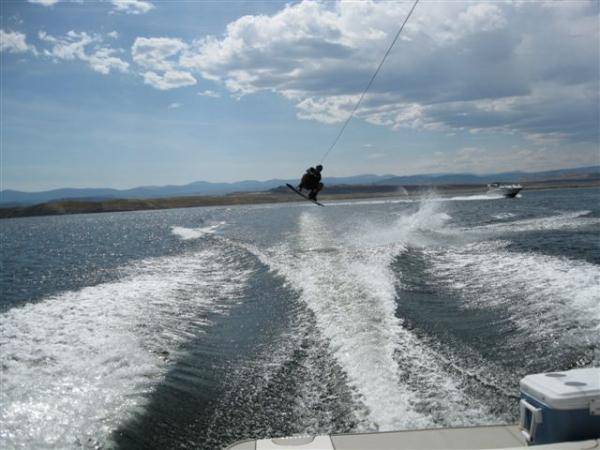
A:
<box><xmin>2</xmin><ymin>166</ymin><xmax>598</xmax><ymax>206</ymax></box>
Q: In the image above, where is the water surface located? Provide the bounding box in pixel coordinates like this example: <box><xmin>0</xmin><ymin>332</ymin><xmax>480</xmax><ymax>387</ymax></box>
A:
<box><xmin>1</xmin><ymin>188</ymin><xmax>599</xmax><ymax>449</ymax></box>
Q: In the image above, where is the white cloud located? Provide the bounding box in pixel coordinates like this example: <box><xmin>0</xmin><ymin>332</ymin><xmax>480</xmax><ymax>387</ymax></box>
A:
<box><xmin>27</xmin><ymin>0</ymin><xmax>59</xmax><ymax>5</ymax></box>
<box><xmin>17</xmin><ymin>0</ymin><xmax>598</xmax><ymax>150</ymax></box>
<box><xmin>0</xmin><ymin>30</ymin><xmax>33</xmax><ymax>54</ymax></box>
<box><xmin>107</xmin><ymin>31</ymin><xmax>119</xmax><ymax>39</ymax></box>
<box><xmin>132</xmin><ymin>37</ymin><xmax>196</xmax><ymax>90</ymax></box>
<box><xmin>39</xmin><ymin>30</ymin><xmax>129</xmax><ymax>74</ymax></box>
<box><xmin>142</xmin><ymin>70</ymin><xmax>196</xmax><ymax>90</ymax></box>
<box><xmin>28</xmin><ymin>0</ymin><xmax>155</xmax><ymax>14</ymax></box>
<box><xmin>197</xmin><ymin>90</ymin><xmax>220</xmax><ymax>98</ymax></box>
<box><xmin>168</xmin><ymin>102</ymin><xmax>182</xmax><ymax>109</ymax></box>
<box><xmin>87</xmin><ymin>47</ymin><xmax>129</xmax><ymax>74</ymax></box>
<box><xmin>132</xmin><ymin>37</ymin><xmax>187</xmax><ymax>71</ymax></box>
<box><xmin>455</xmin><ymin>3</ymin><xmax>506</xmax><ymax>36</ymax></box>
<box><xmin>174</xmin><ymin>0</ymin><xmax>598</xmax><ymax>144</ymax></box>
<box><xmin>417</xmin><ymin>145</ymin><xmax>600</xmax><ymax>175</ymax></box>
<box><xmin>39</xmin><ymin>30</ymin><xmax>92</xmax><ymax>60</ymax></box>
<box><xmin>110</xmin><ymin>0</ymin><xmax>154</xmax><ymax>15</ymax></box>
<box><xmin>295</xmin><ymin>95</ymin><xmax>359</xmax><ymax>124</ymax></box>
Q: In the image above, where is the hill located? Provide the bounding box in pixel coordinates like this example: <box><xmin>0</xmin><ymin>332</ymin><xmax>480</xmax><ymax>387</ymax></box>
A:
<box><xmin>1</xmin><ymin>166</ymin><xmax>598</xmax><ymax>206</ymax></box>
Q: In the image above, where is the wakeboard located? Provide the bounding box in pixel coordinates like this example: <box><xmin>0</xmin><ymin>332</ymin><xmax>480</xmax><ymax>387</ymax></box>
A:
<box><xmin>286</xmin><ymin>184</ymin><xmax>325</xmax><ymax>207</ymax></box>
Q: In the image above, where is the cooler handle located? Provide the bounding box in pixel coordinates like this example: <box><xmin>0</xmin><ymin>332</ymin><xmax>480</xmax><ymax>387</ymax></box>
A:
<box><xmin>519</xmin><ymin>398</ymin><xmax>543</xmax><ymax>443</ymax></box>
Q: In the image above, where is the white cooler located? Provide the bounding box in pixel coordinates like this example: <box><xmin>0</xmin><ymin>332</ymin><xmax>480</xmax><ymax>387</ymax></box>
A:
<box><xmin>519</xmin><ymin>368</ymin><xmax>600</xmax><ymax>445</ymax></box>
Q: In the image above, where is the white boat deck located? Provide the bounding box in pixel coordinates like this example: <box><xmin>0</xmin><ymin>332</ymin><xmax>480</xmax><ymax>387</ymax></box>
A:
<box><xmin>226</xmin><ymin>425</ymin><xmax>600</xmax><ymax>450</ymax></box>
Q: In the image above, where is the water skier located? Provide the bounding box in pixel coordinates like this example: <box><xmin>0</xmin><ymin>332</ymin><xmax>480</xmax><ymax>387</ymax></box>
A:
<box><xmin>297</xmin><ymin>165</ymin><xmax>324</xmax><ymax>201</ymax></box>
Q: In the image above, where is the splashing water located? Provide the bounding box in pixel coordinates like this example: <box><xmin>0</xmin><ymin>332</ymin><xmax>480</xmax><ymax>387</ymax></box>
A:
<box><xmin>171</xmin><ymin>222</ymin><xmax>226</xmax><ymax>240</ymax></box>
<box><xmin>0</xmin><ymin>248</ymin><xmax>251</xmax><ymax>448</ymax></box>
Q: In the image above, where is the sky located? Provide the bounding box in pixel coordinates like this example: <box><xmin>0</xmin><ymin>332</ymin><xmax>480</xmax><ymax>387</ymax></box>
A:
<box><xmin>1</xmin><ymin>0</ymin><xmax>598</xmax><ymax>191</ymax></box>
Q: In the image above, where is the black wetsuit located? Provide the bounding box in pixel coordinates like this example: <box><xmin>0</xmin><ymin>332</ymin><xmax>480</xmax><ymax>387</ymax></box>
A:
<box><xmin>299</xmin><ymin>167</ymin><xmax>323</xmax><ymax>200</ymax></box>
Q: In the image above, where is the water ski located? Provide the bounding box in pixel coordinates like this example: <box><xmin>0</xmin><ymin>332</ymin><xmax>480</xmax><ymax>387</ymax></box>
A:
<box><xmin>286</xmin><ymin>184</ymin><xmax>325</xmax><ymax>207</ymax></box>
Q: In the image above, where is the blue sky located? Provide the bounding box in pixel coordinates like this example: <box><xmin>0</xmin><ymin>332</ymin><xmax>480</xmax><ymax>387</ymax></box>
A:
<box><xmin>1</xmin><ymin>0</ymin><xmax>598</xmax><ymax>191</ymax></box>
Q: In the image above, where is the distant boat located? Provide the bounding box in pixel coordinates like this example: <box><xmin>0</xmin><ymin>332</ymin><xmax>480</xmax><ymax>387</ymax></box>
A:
<box><xmin>487</xmin><ymin>183</ymin><xmax>522</xmax><ymax>198</ymax></box>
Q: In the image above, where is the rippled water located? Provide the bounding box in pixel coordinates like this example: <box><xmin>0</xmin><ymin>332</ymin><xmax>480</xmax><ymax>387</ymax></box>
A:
<box><xmin>1</xmin><ymin>188</ymin><xmax>599</xmax><ymax>449</ymax></box>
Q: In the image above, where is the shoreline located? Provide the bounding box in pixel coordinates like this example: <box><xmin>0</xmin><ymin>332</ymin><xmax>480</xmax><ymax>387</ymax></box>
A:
<box><xmin>1</xmin><ymin>181</ymin><xmax>598</xmax><ymax>220</ymax></box>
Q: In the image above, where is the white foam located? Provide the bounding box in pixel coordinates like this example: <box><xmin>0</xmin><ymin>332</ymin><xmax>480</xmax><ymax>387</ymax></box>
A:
<box><xmin>327</xmin><ymin>193</ymin><xmax>501</xmax><ymax>208</ymax></box>
<box><xmin>244</xmin><ymin>201</ymin><xmax>494</xmax><ymax>430</ymax></box>
<box><xmin>492</xmin><ymin>213</ymin><xmax>517</xmax><ymax>220</ymax></box>
<box><xmin>327</xmin><ymin>198</ymin><xmax>415</xmax><ymax>207</ymax></box>
<box><xmin>171</xmin><ymin>222</ymin><xmax>225</xmax><ymax>240</ymax></box>
<box><xmin>444</xmin><ymin>194</ymin><xmax>502</xmax><ymax>201</ymax></box>
<box><xmin>273</xmin><ymin>218</ymin><xmax>425</xmax><ymax>430</ymax></box>
<box><xmin>427</xmin><ymin>241</ymin><xmax>600</xmax><ymax>343</ymax></box>
<box><xmin>471</xmin><ymin>211</ymin><xmax>598</xmax><ymax>233</ymax></box>
<box><xmin>237</xmin><ymin>199</ymin><xmax>597</xmax><ymax>428</ymax></box>
<box><xmin>0</xmin><ymin>248</ymin><xmax>250</xmax><ymax>449</ymax></box>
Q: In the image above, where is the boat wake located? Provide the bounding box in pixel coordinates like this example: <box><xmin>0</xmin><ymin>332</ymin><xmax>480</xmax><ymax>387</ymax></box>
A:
<box><xmin>242</xmin><ymin>201</ymin><xmax>502</xmax><ymax>431</ymax></box>
<box><xmin>427</xmin><ymin>240</ymin><xmax>600</xmax><ymax>343</ymax></box>
<box><xmin>0</xmin><ymin>246</ymin><xmax>251</xmax><ymax>449</ymax></box>
<box><xmin>328</xmin><ymin>193</ymin><xmax>504</xmax><ymax>208</ymax></box>
<box><xmin>171</xmin><ymin>222</ymin><xmax>226</xmax><ymax>240</ymax></box>
<box><xmin>469</xmin><ymin>211</ymin><xmax>598</xmax><ymax>233</ymax></box>
<box><xmin>2</xmin><ymin>195</ymin><xmax>597</xmax><ymax>448</ymax></box>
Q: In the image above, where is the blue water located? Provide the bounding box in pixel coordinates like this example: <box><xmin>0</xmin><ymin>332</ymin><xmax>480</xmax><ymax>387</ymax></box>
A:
<box><xmin>1</xmin><ymin>188</ymin><xmax>599</xmax><ymax>449</ymax></box>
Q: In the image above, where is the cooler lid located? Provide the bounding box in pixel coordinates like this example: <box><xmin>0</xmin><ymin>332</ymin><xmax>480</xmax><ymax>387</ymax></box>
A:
<box><xmin>520</xmin><ymin>368</ymin><xmax>600</xmax><ymax>410</ymax></box>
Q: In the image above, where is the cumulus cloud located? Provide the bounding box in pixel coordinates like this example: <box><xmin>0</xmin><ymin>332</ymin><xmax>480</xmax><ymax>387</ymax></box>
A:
<box><xmin>86</xmin><ymin>47</ymin><xmax>129</xmax><ymax>74</ymax></box>
<box><xmin>39</xmin><ymin>30</ymin><xmax>129</xmax><ymax>74</ymax></box>
<box><xmin>14</xmin><ymin>0</ymin><xmax>599</xmax><ymax>148</ymax></box>
<box><xmin>132</xmin><ymin>37</ymin><xmax>196</xmax><ymax>89</ymax></box>
<box><xmin>197</xmin><ymin>90</ymin><xmax>220</xmax><ymax>98</ymax></box>
<box><xmin>174</xmin><ymin>0</ymin><xmax>598</xmax><ymax>144</ymax></box>
<box><xmin>0</xmin><ymin>30</ymin><xmax>33</xmax><ymax>54</ymax></box>
<box><xmin>132</xmin><ymin>37</ymin><xmax>187</xmax><ymax>71</ymax></box>
<box><xmin>167</xmin><ymin>102</ymin><xmax>182</xmax><ymax>109</ymax></box>
<box><xmin>28</xmin><ymin>0</ymin><xmax>155</xmax><ymax>14</ymax></box>
<box><xmin>142</xmin><ymin>70</ymin><xmax>196</xmax><ymax>90</ymax></box>
<box><xmin>110</xmin><ymin>0</ymin><xmax>154</xmax><ymax>15</ymax></box>
<box><xmin>27</xmin><ymin>0</ymin><xmax>59</xmax><ymax>5</ymax></box>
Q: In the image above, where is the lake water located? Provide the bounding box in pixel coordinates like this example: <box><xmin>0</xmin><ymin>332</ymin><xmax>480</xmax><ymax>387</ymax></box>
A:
<box><xmin>1</xmin><ymin>188</ymin><xmax>599</xmax><ymax>449</ymax></box>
